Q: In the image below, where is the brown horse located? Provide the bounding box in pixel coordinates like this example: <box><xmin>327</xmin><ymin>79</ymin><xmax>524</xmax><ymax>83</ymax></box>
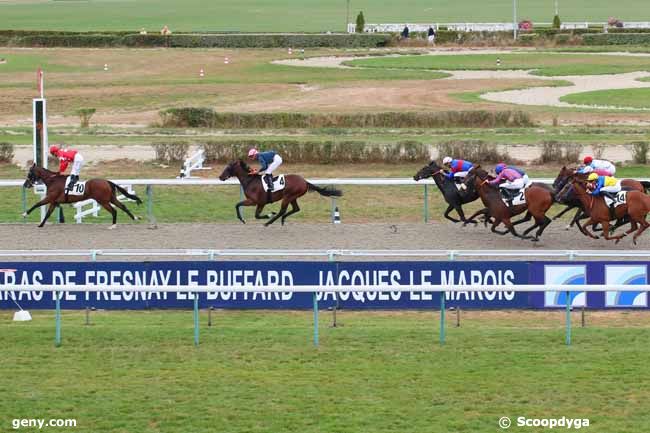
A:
<box><xmin>463</xmin><ymin>166</ymin><xmax>555</xmax><ymax>241</ymax></box>
<box><xmin>552</xmin><ymin>166</ymin><xmax>650</xmax><ymax>231</ymax></box>
<box><xmin>23</xmin><ymin>164</ymin><xmax>142</xmax><ymax>228</ymax></box>
<box><xmin>219</xmin><ymin>160</ymin><xmax>342</xmax><ymax>226</ymax></box>
<box><xmin>558</xmin><ymin>177</ymin><xmax>650</xmax><ymax>244</ymax></box>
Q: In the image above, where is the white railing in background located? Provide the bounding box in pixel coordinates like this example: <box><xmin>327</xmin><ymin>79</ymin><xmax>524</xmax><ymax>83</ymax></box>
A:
<box><xmin>348</xmin><ymin>21</ymin><xmax>650</xmax><ymax>33</ymax></box>
<box><xmin>177</xmin><ymin>149</ymin><xmax>210</xmax><ymax>179</ymax></box>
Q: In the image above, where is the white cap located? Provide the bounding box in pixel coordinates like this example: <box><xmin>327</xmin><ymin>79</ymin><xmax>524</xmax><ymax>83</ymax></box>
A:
<box><xmin>442</xmin><ymin>156</ymin><xmax>452</xmax><ymax>165</ymax></box>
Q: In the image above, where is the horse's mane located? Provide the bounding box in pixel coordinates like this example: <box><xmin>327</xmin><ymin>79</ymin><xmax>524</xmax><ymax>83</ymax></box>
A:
<box><xmin>34</xmin><ymin>165</ymin><xmax>61</xmax><ymax>177</ymax></box>
<box><xmin>238</xmin><ymin>159</ymin><xmax>250</xmax><ymax>172</ymax></box>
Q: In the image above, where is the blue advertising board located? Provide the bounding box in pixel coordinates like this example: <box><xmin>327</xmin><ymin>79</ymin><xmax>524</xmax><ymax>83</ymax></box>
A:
<box><xmin>0</xmin><ymin>261</ymin><xmax>648</xmax><ymax>310</ymax></box>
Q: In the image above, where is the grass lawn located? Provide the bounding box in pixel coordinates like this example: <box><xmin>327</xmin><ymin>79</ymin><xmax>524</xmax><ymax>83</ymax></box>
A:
<box><xmin>345</xmin><ymin>53</ymin><xmax>650</xmax><ymax>76</ymax></box>
<box><xmin>0</xmin><ymin>0</ymin><xmax>649</xmax><ymax>32</ymax></box>
<box><xmin>3</xmin><ymin>162</ymin><xmax>650</xmax><ymax>225</ymax></box>
<box><xmin>560</xmin><ymin>88</ymin><xmax>650</xmax><ymax>109</ymax></box>
<box><xmin>2</xmin><ymin>309</ymin><xmax>650</xmax><ymax>432</ymax></box>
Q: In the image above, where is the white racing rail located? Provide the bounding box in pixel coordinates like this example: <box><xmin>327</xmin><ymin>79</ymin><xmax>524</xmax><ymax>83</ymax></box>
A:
<box><xmin>8</xmin><ymin>177</ymin><xmax>650</xmax><ymax>224</ymax></box>
<box><xmin>72</xmin><ymin>184</ymin><xmax>136</xmax><ymax>223</ymax></box>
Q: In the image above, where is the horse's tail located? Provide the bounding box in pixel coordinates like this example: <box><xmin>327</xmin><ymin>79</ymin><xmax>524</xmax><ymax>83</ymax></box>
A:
<box><xmin>307</xmin><ymin>182</ymin><xmax>343</xmax><ymax>197</ymax></box>
<box><xmin>109</xmin><ymin>182</ymin><xmax>143</xmax><ymax>205</ymax></box>
<box><xmin>641</xmin><ymin>181</ymin><xmax>650</xmax><ymax>194</ymax></box>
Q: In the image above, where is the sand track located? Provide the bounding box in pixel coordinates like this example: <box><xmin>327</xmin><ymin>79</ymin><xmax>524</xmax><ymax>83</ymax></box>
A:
<box><xmin>0</xmin><ymin>222</ymin><xmax>647</xmax><ymax>261</ymax></box>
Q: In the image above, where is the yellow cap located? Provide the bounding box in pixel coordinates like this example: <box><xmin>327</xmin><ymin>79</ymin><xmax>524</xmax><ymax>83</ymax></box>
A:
<box><xmin>587</xmin><ymin>173</ymin><xmax>598</xmax><ymax>181</ymax></box>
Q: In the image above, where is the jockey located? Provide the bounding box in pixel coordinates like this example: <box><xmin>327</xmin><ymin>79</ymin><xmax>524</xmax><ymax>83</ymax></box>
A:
<box><xmin>587</xmin><ymin>172</ymin><xmax>621</xmax><ymax>208</ymax></box>
<box><xmin>49</xmin><ymin>145</ymin><xmax>84</xmax><ymax>196</ymax></box>
<box><xmin>442</xmin><ymin>156</ymin><xmax>474</xmax><ymax>182</ymax></box>
<box><xmin>248</xmin><ymin>148</ymin><xmax>283</xmax><ymax>194</ymax></box>
<box><xmin>489</xmin><ymin>165</ymin><xmax>525</xmax><ymax>206</ymax></box>
<box><xmin>495</xmin><ymin>163</ymin><xmax>529</xmax><ymax>185</ymax></box>
<box><xmin>578</xmin><ymin>156</ymin><xmax>616</xmax><ymax>176</ymax></box>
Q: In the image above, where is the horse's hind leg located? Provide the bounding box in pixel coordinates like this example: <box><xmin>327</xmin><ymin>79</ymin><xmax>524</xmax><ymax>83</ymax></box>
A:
<box><xmin>512</xmin><ymin>211</ymin><xmax>532</xmax><ymax>226</ymax></box>
<box><xmin>530</xmin><ymin>216</ymin><xmax>552</xmax><ymax>241</ymax></box>
<box><xmin>265</xmin><ymin>202</ymin><xmax>288</xmax><ymax>227</ymax></box>
<box><xmin>456</xmin><ymin>206</ymin><xmax>477</xmax><ymax>225</ymax></box>
<box><xmin>99</xmin><ymin>201</ymin><xmax>118</xmax><ymax>228</ymax></box>
<box><xmin>633</xmin><ymin>220</ymin><xmax>649</xmax><ymax>245</ymax></box>
<box><xmin>281</xmin><ymin>200</ymin><xmax>300</xmax><ymax>225</ymax></box>
<box><xmin>111</xmin><ymin>197</ymin><xmax>138</xmax><ymax>221</ymax></box>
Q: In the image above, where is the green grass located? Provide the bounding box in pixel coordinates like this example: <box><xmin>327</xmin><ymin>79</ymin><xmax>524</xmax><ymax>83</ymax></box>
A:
<box><xmin>1</xmin><ymin>0</ymin><xmax>649</xmax><ymax>32</ymax></box>
<box><xmin>345</xmin><ymin>53</ymin><xmax>650</xmax><ymax>76</ymax></box>
<box><xmin>0</xmin><ymin>53</ymin><xmax>88</xmax><ymax>74</ymax></box>
<box><xmin>560</xmin><ymin>88</ymin><xmax>650</xmax><ymax>109</ymax></box>
<box><xmin>2</xmin><ymin>310</ymin><xmax>650</xmax><ymax>432</ymax></box>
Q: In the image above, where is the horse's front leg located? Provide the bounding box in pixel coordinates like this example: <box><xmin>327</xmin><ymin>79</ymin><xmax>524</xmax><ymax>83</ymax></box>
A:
<box><xmin>254</xmin><ymin>204</ymin><xmax>275</xmax><ymax>220</ymax></box>
<box><xmin>580</xmin><ymin>218</ymin><xmax>600</xmax><ymax>240</ymax></box>
<box><xmin>38</xmin><ymin>203</ymin><xmax>57</xmax><ymax>228</ymax></box>
<box><xmin>23</xmin><ymin>196</ymin><xmax>52</xmax><ymax>217</ymax></box>
<box><xmin>235</xmin><ymin>199</ymin><xmax>255</xmax><ymax>224</ymax></box>
<box><xmin>443</xmin><ymin>205</ymin><xmax>460</xmax><ymax>223</ymax></box>
<box><xmin>601</xmin><ymin>220</ymin><xmax>626</xmax><ymax>244</ymax></box>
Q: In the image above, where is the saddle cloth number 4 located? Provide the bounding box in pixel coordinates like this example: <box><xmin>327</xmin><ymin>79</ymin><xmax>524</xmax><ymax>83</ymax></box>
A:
<box><xmin>262</xmin><ymin>175</ymin><xmax>286</xmax><ymax>192</ymax></box>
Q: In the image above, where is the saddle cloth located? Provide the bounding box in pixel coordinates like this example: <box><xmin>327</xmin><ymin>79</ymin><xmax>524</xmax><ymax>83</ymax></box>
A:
<box><xmin>500</xmin><ymin>180</ymin><xmax>532</xmax><ymax>206</ymax></box>
<box><xmin>65</xmin><ymin>176</ymin><xmax>87</xmax><ymax>196</ymax></box>
<box><xmin>603</xmin><ymin>191</ymin><xmax>627</xmax><ymax>208</ymax></box>
<box><xmin>261</xmin><ymin>174</ymin><xmax>286</xmax><ymax>192</ymax></box>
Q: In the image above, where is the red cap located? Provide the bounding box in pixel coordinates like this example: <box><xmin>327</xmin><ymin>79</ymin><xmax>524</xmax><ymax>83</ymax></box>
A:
<box><xmin>583</xmin><ymin>156</ymin><xmax>593</xmax><ymax>164</ymax></box>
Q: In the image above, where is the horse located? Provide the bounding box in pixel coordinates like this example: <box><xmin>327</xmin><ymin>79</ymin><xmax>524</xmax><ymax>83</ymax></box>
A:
<box><xmin>558</xmin><ymin>176</ymin><xmax>650</xmax><ymax>244</ymax></box>
<box><xmin>218</xmin><ymin>159</ymin><xmax>343</xmax><ymax>226</ymax></box>
<box><xmin>22</xmin><ymin>164</ymin><xmax>142</xmax><ymax>228</ymax></box>
<box><xmin>552</xmin><ymin>166</ymin><xmax>649</xmax><ymax>232</ymax></box>
<box><xmin>413</xmin><ymin>160</ymin><xmax>484</xmax><ymax>224</ymax></box>
<box><xmin>463</xmin><ymin>165</ymin><xmax>555</xmax><ymax>241</ymax></box>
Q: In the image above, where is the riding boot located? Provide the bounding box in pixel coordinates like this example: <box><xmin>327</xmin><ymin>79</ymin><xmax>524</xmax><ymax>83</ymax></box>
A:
<box><xmin>265</xmin><ymin>174</ymin><xmax>274</xmax><ymax>203</ymax></box>
<box><xmin>65</xmin><ymin>175</ymin><xmax>78</xmax><ymax>201</ymax></box>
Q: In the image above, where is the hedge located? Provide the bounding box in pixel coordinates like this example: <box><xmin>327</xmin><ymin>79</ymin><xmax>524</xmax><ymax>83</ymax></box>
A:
<box><xmin>582</xmin><ymin>33</ymin><xmax>650</xmax><ymax>45</ymax></box>
<box><xmin>158</xmin><ymin>108</ymin><xmax>535</xmax><ymax>129</ymax></box>
<box><xmin>0</xmin><ymin>33</ymin><xmax>391</xmax><ymax>48</ymax></box>
<box><xmin>199</xmin><ymin>139</ymin><xmax>429</xmax><ymax>163</ymax></box>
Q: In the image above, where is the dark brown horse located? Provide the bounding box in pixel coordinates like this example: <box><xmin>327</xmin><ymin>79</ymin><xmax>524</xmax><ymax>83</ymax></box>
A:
<box><xmin>219</xmin><ymin>160</ymin><xmax>342</xmax><ymax>226</ymax></box>
<box><xmin>558</xmin><ymin>177</ymin><xmax>650</xmax><ymax>244</ymax></box>
<box><xmin>463</xmin><ymin>166</ymin><xmax>555</xmax><ymax>241</ymax></box>
<box><xmin>23</xmin><ymin>164</ymin><xmax>142</xmax><ymax>228</ymax></box>
<box><xmin>552</xmin><ymin>166</ymin><xmax>650</xmax><ymax>231</ymax></box>
<box><xmin>413</xmin><ymin>160</ymin><xmax>484</xmax><ymax>224</ymax></box>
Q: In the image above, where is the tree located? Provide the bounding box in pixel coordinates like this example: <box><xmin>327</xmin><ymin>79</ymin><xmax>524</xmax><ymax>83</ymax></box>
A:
<box><xmin>355</xmin><ymin>11</ymin><xmax>365</xmax><ymax>33</ymax></box>
<box><xmin>553</xmin><ymin>14</ymin><xmax>561</xmax><ymax>29</ymax></box>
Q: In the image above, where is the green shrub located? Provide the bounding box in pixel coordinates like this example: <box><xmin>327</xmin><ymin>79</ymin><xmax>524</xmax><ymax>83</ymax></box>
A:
<box><xmin>0</xmin><ymin>32</ymin><xmax>391</xmax><ymax>48</ymax></box>
<box><xmin>75</xmin><ymin>108</ymin><xmax>96</xmax><ymax>128</ymax></box>
<box><xmin>553</xmin><ymin>15</ymin><xmax>561</xmax><ymax>29</ymax></box>
<box><xmin>583</xmin><ymin>33</ymin><xmax>650</xmax><ymax>45</ymax></box>
<box><xmin>537</xmin><ymin>141</ymin><xmax>583</xmax><ymax>164</ymax></box>
<box><xmin>152</xmin><ymin>142</ymin><xmax>190</xmax><ymax>163</ymax></box>
<box><xmin>201</xmin><ymin>139</ymin><xmax>428</xmax><ymax>164</ymax></box>
<box><xmin>630</xmin><ymin>141</ymin><xmax>649</xmax><ymax>164</ymax></box>
<box><xmin>356</xmin><ymin>12</ymin><xmax>365</xmax><ymax>33</ymax></box>
<box><xmin>0</xmin><ymin>142</ymin><xmax>14</xmax><ymax>163</ymax></box>
<box><xmin>436</xmin><ymin>140</ymin><xmax>511</xmax><ymax>164</ymax></box>
<box><xmin>159</xmin><ymin>109</ymin><xmax>534</xmax><ymax>129</ymax></box>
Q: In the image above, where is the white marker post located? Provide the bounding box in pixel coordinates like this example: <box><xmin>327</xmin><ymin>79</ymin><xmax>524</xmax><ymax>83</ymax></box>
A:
<box><xmin>32</xmin><ymin>68</ymin><xmax>48</xmax><ymax>222</ymax></box>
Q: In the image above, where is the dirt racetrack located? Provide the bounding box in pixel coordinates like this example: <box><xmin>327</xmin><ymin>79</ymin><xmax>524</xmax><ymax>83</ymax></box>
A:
<box><xmin>0</xmin><ymin>222</ymin><xmax>647</xmax><ymax>260</ymax></box>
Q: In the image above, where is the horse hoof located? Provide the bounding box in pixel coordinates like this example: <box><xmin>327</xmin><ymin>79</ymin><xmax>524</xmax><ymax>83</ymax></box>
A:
<box><xmin>531</xmin><ymin>238</ymin><xmax>539</xmax><ymax>242</ymax></box>
<box><xmin>108</xmin><ymin>224</ymin><xmax>116</xmax><ymax>230</ymax></box>
<box><xmin>564</xmin><ymin>225</ymin><xmax>571</xmax><ymax>231</ymax></box>
<box><xmin>134</xmin><ymin>216</ymin><xmax>140</xmax><ymax>221</ymax></box>
<box><xmin>21</xmin><ymin>212</ymin><xmax>27</xmax><ymax>218</ymax></box>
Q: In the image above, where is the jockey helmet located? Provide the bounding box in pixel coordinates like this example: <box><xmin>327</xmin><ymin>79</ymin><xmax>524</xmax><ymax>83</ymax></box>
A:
<box><xmin>49</xmin><ymin>145</ymin><xmax>59</xmax><ymax>155</ymax></box>
<box><xmin>495</xmin><ymin>163</ymin><xmax>506</xmax><ymax>174</ymax></box>
<box><xmin>442</xmin><ymin>156</ymin><xmax>452</xmax><ymax>165</ymax></box>
<box><xmin>583</xmin><ymin>156</ymin><xmax>593</xmax><ymax>165</ymax></box>
<box><xmin>247</xmin><ymin>148</ymin><xmax>258</xmax><ymax>159</ymax></box>
<box><xmin>587</xmin><ymin>173</ymin><xmax>598</xmax><ymax>182</ymax></box>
